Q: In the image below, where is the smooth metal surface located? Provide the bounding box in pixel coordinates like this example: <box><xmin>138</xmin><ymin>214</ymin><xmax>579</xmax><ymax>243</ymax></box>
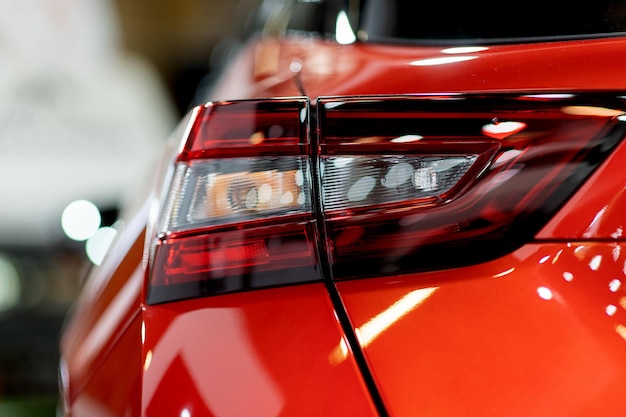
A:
<box><xmin>338</xmin><ymin>242</ymin><xmax>626</xmax><ymax>417</ymax></box>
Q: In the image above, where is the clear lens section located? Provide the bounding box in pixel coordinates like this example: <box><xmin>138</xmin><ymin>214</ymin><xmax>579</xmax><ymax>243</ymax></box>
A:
<box><xmin>162</xmin><ymin>156</ymin><xmax>310</xmax><ymax>232</ymax></box>
<box><xmin>321</xmin><ymin>155</ymin><xmax>478</xmax><ymax>211</ymax></box>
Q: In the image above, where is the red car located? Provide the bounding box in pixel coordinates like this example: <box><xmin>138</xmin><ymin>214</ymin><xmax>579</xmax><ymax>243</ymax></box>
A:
<box><xmin>59</xmin><ymin>1</ymin><xmax>626</xmax><ymax>416</ymax></box>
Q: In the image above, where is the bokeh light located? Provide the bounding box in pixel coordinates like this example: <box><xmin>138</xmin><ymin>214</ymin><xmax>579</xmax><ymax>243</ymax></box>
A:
<box><xmin>86</xmin><ymin>227</ymin><xmax>118</xmax><ymax>265</ymax></box>
<box><xmin>61</xmin><ymin>200</ymin><xmax>101</xmax><ymax>241</ymax></box>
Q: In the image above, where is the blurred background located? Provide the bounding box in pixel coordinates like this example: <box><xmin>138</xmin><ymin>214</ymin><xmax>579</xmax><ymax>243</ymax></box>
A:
<box><xmin>0</xmin><ymin>0</ymin><xmax>260</xmax><ymax>415</ymax></box>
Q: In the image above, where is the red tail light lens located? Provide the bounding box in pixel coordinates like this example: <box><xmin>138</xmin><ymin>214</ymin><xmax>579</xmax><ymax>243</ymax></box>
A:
<box><xmin>318</xmin><ymin>95</ymin><xmax>626</xmax><ymax>279</ymax></box>
<box><xmin>148</xmin><ymin>94</ymin><xmax>626</xmax><ymax>304</ymax></box>
<box><xmin>148</xmin><ymin>99</ymin><xmax>320</xmax><ymax>305</ymax></box>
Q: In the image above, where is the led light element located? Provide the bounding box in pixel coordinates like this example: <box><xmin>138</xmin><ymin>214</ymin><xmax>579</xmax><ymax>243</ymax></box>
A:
<box><xmin>162</xmin><ymin>157</ymin><xmax>310</xmax><ymax>232</ymax></box>
<box><xmin>321</xmin><ymin>155</ymin><xmax>478</xmax><ymax>211</ymax></box>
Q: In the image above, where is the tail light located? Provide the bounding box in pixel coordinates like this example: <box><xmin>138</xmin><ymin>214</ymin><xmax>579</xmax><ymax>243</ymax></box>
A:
<box><xmin>148</xmin><ymin>94</ymin><xmax>626</xmax><ymax>304</ymax></box>
<box><xmin>319</xmin><ymin>95</ymin><xmax>626</xmax><ymax>279</ymax></box>
<box><xmin>148</xmin><ymin>99</ymin><xmax>320</xmax><ymax>304</ymax></box>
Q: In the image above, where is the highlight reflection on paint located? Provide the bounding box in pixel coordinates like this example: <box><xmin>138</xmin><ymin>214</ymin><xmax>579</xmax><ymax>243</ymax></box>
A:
<box><xmin>442</xmin><ymin>46</ymin><xmax>488</xmax><ymax>54</ymax></box>
<box><xmin>409</xmin><ymin>56</ymin><xmax>478</xmax><ymax>66</ymax></box>
<box><xmin>329</xmin><ymin>287</ymin><xmax>438</xmax><ymax>364</ymax></box>
<box><xmin>606</xmin><ymin>305</ymin><xmax>618</xmax><ymax>316</ymax></box>
<box><xmin>537</xmin><ymin>287</ymin><xmax>553</xmax><ymax>300</ymax></box>
<box><xmin>144</xmin><ymin>350</ymin><xmax>152</xmax><ymax>372</ymax></box>
<box><xmin>589</xmin><ymin>255</ymin><xmax>602</xmax><ymax>271</ymax></box>
<box><xmin>610</xmin><ymin>279</ymin><xmax>622</xmax><ymax>293</ymax></box>
<box><xmin>615</xmin><ymin>324</ymin><xmax>626</xmax><ymax>342</ymax></box>
<box><xmin>493</xmin><ymin>268</ymin><xmax>515</xmax><ymax>278</ymax></box>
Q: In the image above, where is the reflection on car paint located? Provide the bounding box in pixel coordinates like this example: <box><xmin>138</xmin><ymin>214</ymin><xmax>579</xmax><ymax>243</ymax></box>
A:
<box><xmin>338</xmin><ymin>242</ymin><xmax>626</xmax><ymax>417</ymax></box>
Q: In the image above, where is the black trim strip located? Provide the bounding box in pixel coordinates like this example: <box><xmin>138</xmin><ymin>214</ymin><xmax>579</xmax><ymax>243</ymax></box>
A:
<box><xmin>324</xmin><ymin>279</ymin><xmax>390</xmax><ymax>417</ymax></box>
<box><xmin>310</xmin><ymin>101</ymin><xmax>389</xmax><ymax>417</ymax></box>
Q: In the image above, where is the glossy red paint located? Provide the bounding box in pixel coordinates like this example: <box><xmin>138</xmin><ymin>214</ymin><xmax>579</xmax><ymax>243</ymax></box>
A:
<box><xmin>59</xmin><ymin>196</ymin><xmax>151</xmax><ymax>415</ymax></box>
<box><xmin>211</xmin><ymin>37</ymin><xmax>626</xmax><ymax>102</ymax></box>
<box><xmin>209</xmin><ymin>39</ymin><xmax>302</xmax><ymax>101</ymax></box>
<box><xmin>141</xmin><ymin>283</ymin><xmax>377</xmax><ymax>417</ymax></box>
<box><xmin>299</xmin><ymin>38</ymin><xmax>626</xmax><ymax>95</ymax></box>
<box><xmin>62</xmin><ymin>206</ymin><xmax>378</xmax><ymax>416</ymax></box>
<box><xmin>67</xmin><ymin>315</ymin><xmax>143</xmax><ymax>417</ymax></box>
<box><xmin>60</xmin><ymin>226</ymin><xmax>145</xmax><ymax>409</ymax></box>
<box><xmin>337</xmin><ymin>242</ymin><xmax>626</xmax><ymax>417</ymax></box>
